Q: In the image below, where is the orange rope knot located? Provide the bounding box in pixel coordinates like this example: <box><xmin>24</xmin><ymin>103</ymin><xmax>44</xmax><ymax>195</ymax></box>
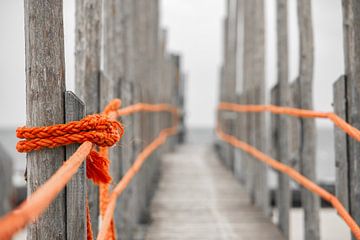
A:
<box><xmin>16</xmin><ymin>114</ymin><xmax>124</xmax><ymax>184</ymax></box>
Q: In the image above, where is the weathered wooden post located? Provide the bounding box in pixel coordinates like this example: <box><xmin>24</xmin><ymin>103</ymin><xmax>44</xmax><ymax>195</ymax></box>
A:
<box><xmin>297</xmin><ymin>1</ymin><xmax>320</xmax><ymax>239</ymax></box>
<box><xmin>275</xmin><ymin>0</ymin><xmax>291</xmax><ymax>238</ymax></box>
<box><xmin>24</xmin><ymin>0</ymin><xmax>66</xmax><ymax>238</ymax></box>
<box><xmin>242</xmin><ymin>0</ymin><xmax>255</xmax><ymax>203</ymax></box>
<box><xmin>133</xmin><ymin>0</ymin><xmax>154</xmax><ymax>226</ymax></box>
<box><xmin>333</xmin><ymin>76</ymin><xmax>349</xmax><ymax>212</ymax></box>
<box><xmin>221</xmin><ymin>0</ymin><xmax>238</xmax><ymax>170</ymax></box>
<box><xmin>65</xmin><ymin>92</ymin><xmax>86</xmax><ymax>239</ymax></box>
<box><xmin>75</xmin><ymin>0</ymin><xmax>102</xmax><ymax>236</ymax></box>
<box><xmin>242</xmin><ymin>0</ymin><xmax>268</xmax><ymax>215</ymax></box>
<box><xmin>342</xmin><ymin>1</ymin><xmax>360</xmax><ymax>237</ymax></box>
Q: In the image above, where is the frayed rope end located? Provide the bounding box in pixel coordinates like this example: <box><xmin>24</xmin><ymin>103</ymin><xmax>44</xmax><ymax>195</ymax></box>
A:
<box><xmin>86</xmin><ymin>150</ymin><xmax>112</xmax><ymax>185</ymax></box>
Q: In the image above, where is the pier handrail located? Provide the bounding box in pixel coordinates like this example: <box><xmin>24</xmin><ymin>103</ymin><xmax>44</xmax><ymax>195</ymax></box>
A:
<box><xmin>0</xmin><ymin>99</ymin><xmax>178</xmax><ymax>240</ymax></box>
<box><xmin>217</xmin><ymin>102</ymin><xmax>360</xmax><ymax>239</ymax></box>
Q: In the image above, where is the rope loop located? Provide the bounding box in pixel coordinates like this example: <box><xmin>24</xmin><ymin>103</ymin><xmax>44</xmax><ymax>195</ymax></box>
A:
<box><xmin>16</xmin><ymin>114</ymin><xmax>124</xmax><ymax>153</ymax></box>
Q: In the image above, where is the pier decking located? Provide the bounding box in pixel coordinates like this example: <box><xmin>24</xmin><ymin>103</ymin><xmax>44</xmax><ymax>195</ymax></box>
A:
<box><xmin>145</xmin><ymin>144</ymin><xmax>284</xmax><ymax>240</ymax></box>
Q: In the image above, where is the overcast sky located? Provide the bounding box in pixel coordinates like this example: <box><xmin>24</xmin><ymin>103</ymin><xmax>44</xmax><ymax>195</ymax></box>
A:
<box><xmin>0</xmin><ymin>0</ymin><xmax>344</xmax><ymax>128</ymax></box>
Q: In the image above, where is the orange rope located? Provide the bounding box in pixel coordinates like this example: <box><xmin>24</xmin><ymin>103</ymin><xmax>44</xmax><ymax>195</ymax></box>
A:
<box><xmin>0</xmin><ymin>141</ymin><xmax>92</xmax><ymax>239</ymax></box>
<box><xmin>0</xmin><ymin>100</ymin><xmax>124</xmax><ymax>240</ymax></box>
<box><xmin>217</xmin><ymin>102</ymin><xmax>360</xmax><ymax>239</ymax></box>
<box><xmin>16</xmin><ymin>114</ymin><xmax>123</xmax><ymax>152</ymax></box>
<box><xmin>97</xmin><ymin>107</ymin><xmax>178</xmax><ymax>240</ymax></box>
<box><xmin>0</xmin><ymin>99</ymin><xmax>178</xmax><ymax>240</ymax></box>
<box><xmin>218</xmin><ymin>102</ymin><xmax>360</xmax><ymax>142</ymax></box>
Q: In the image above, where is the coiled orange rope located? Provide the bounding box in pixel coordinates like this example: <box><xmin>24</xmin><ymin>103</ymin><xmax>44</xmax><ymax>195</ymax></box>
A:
<box><xmin>0</xmin><ymin>98</ymin><xmax>178</xmax><ymax>240</ymax></box>
<box><xmin>0</xmin><ymin>100</ymin><xmax>124</xmax><ymax>240</ymax></box>
<box><xmin>217</xmin><ymin>102</ymin><xmax>360</xmax><ymax>239</ymax></box>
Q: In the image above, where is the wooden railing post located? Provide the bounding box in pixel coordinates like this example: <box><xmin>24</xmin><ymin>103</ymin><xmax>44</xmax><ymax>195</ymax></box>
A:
<box><xmin>75</xmin><ymin>0</ymin><xmax>102</xmax><ymax>236</ymax></box>
<box><xmin>342</xmin><ymin>1</ymin><xmax>360</xmax><ymax>237</ymax></box>
<box><xmin>297</xmin><ymin>1</ymin><xmax>320</xmax><ymax>239</ymax></box>
<box><xmin>275</xmin><ymin>0</ymin><xmax>291</xmax><ymax>237</ymax></box>
<box><xmin>24</xmin><ymin>0</ymin><xmax>66</xmax><ymax>238</ymax></box>
<box><xmin>333</xmin><ymin>76</ymin><xmax>349</xmax><ymax>213</ymax></box>
<box><xmin>65</xmin><ymin>91</ymin><xmax>86</xmax><ymax>240</ymax></box>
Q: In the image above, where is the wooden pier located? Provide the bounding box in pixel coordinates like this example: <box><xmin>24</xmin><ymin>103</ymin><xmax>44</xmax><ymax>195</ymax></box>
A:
<box><xmin>145</xmin><ymin>144</ymin><xmax>284</xmax><ymax>240</ymax></box>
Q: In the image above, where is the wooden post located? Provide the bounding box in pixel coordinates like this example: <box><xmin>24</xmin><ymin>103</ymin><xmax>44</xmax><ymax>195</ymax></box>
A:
<box><xmin>276</xmin><ymin>0</ymin><xmax>291</xmax><ymax>237</ymax></box>
<box><xmin>133</xmin><ymin>0</ymin><xmax>152</xmax><ymax>225</ymax></box>
<box><xmin>290</xmin><ymin>78</ymin><xmax>301</xmax><ymax>171</ymax></box>
<box><xmin>333</xmin><ymin>76</ymin><xmax>349</xmax><ymax>211</ymax></box>
<box><xmin>65</xmin><ymin>91</ymin><xmax>86</xmax><ymax>240</ymax></box>
<box><xmin>342</xmin><ymin>1</ymin><xmax>360</xmax><ymax>235</ymax></box>
<box><xmin>75</xmin><ymin>0</ymin><xmax>102</xmax><ymax>235</ymax></box>
<box><xmin>249</xmin><ymin>0</ymin><xmax>268</xmax><ymax>215</ymax></box>
<box><xmin>297</xmin><ymin>1</ymin><xmax>320</xmax><ymax>239</ymax></box>
<box><xmin>103</xmin><ymin>0</ymin><xmax>131</xmax><ymax>237</ymax></box>
<box><xmin>234</xmin><ymin>93</ymin><xmax>247</xmax><ymax>183</ymax></box>
<box><xmin>24</xmin><ymin>0</ymin><xmax>66</xmax><ymax>238</ymax></box>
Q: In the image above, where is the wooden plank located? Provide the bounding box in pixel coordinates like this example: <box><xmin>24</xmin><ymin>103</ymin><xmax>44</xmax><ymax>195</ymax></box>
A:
<box><xmin>275</xmin><ymin>0</ymin><xmax>291</xmax><ymax>237</ymax></box>
<box><xmin>333</xmin><ymin>76</ymin><xmax>349</xmax><ymax>211</ymax></box>
<box><xmin>75</xmin><ymin>0</ymin><xmax>102</xmax><ymax>235</ymax></box>
<box><xmin>65</xmin><ymin>91</ymin><xmax>86</xmax><ymax>240</ymax></box>
<box><xmin>342</xmin><ymin>1</ymin><xmax>360</xmax><ymax>235</ymax></box>
<box><xmin>24</xmin><ymin>1</ymin><xmax>66</xmax><ymax>239</ymax></box>
<box><xmin>297</xmin><ymin>1</ymin><xmax>320</xmax><ymax>239</ymax></box>
<box><xmin>145</xmin><ymin>144</ymin><xmax>285</xmax><ymax>240</ymax></box>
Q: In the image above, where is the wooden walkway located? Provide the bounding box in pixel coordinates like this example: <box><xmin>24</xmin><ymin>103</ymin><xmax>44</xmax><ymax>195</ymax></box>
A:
<box><xmin>144</xmin><ymin>144</ymin><xmax>284</xmax><ymax>240</ymax></box>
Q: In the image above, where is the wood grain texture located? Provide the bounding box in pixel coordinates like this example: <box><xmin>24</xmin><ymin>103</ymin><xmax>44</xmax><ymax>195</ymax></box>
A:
<box><xmin>102</xmin><ymin>1</ymin><xmax>128</xmax><ymax>238</ymax></box>
<box><xmin>333</xmin><ymin>76</ymin><xmax>349</xmax><ymax>211</ymax></box>
<box><xmin>276</xmin><ymin>0</ymin><xmax>291</xmax><ymax>238</ymax></box>
<box><xmin>24</xmin><ymin>0</ymin><xmax>66</xmax><ymax>239</ymax></box>
<box><xmin>75</xmin><ymin>0</ymin><xmax>102</xmax><ymax>235</ymax></box>
<box><xmin>342</xmin><ymin>1</ymin><xmax>360</xmax><ymax>235</ymax></box>
<box><xmin>65</xmin><ymin>91</ymin><xmax>86</xmax><ymax>240</ymax></box>
<box><xmin>297</xmin><ymin>1</ymin><xmax>320</xmax><ymax>239</ymax></box>
<box><xmin>145</xmin><ymin>145</ymin><xmax>285</xmax><ymax>240</ymax></box>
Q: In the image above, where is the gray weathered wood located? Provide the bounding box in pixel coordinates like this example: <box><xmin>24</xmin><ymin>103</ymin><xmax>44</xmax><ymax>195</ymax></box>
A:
<box><xmin>333</xmin><ymin>76</ymin><xmax>349</xmax><ymax>211</ymax></box>
<box><xmin>133</xmin><ymin>0</ymin><xmax>154</xmax><ymax>225</ymax></box>
<box><xmin>297</xmin><ymin>1</ymin><xmax>320</xmax><ymax>239</ymax></box>
<box><xmin>234</xmin><ymin>93</ymin><xmax>247</xmax><ymax>184</ymax></box>
<box><xmin>103</xmin><ymin>0</ymin><xmax>126</xmax><ymax>237</ymax></box>
<box><xmin>245</xmin><ymin>89</ymin><xmax>256</xmax><ymax>202</ymax></box>
<box><xmin>290</xmin><ymin>78</ymin><xmax>301</xmax><ymax>171</ymax></box>
<box><xmin>342</xmin><ymin>1</ymin><xmax>360</xmax><ymax>235</ymax></box>
<box><xmin>24</xmin><ymin>0</ymin><xmax>66</xmax><ymax>238</ymax></box>
<box><xmin>75</xmin><ymin>0</ymin><xmax>102</xmax><ymax>235</ymax></box>
<box><xmin>145</xmin><ymin>144</ymin><xmax>285</xmax><ymax>240</ymax></box>
<box><xmin>246</xmin><ymin>0</ymin><xmax>268</xmax><ymax>215</ymax></box>
<box><xmin>276</xmin><ymin>0</ymin><xmax>291</xmax><ymax>238</ymax></box>
<box><xmin>0</xmin><ymin>143</ymin><xmax>13</xmax><ymax>216</ymax></box>
<box><xmin>65</xmin><ymin>91</ymin><xmax>86</xmax><ymax>240</ymax></box>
